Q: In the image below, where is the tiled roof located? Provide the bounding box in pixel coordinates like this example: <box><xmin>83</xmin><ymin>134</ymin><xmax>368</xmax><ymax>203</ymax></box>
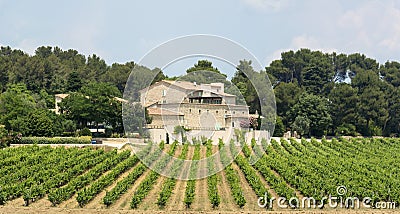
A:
<box><xmin>140</xmin><ymin>80</ymin><xmax>235</xmax><ymax>97</ymax></box>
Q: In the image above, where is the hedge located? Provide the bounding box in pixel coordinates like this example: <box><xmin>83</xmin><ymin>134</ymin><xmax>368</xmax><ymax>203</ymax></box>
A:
<box><xmin>17</xmin><ymin>136</ymin><xmax>92</xmax><ymax>144</ymax></box>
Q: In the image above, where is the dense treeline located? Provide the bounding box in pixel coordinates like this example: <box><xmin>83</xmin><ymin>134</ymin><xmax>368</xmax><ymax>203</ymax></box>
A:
<box><xmin>230</xmin><ymin>49</ymin><xmax>399</xmax><ymax>137</ymax></box>
<box><xmin>264</xmin><ymin>49</ymin><xmax>399</xmax><ymax>137</ymax></box>
<box><xmin>0</xmin><ymin>46</ymin><xmax>165</xmax><ymax>137</ymax></box>
<box><xmin>0</xmin><ymin>46</ymin><xmax>399</xmax><ymax>137</ymax></box>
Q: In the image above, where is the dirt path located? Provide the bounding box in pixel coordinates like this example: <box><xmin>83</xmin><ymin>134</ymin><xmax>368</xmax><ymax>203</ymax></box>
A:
<box><xmin>30</xmin><ymin>196</ymin><xmax>52</xmax><ymax>208</ymax></box>
<box><xmin>0</xmin><ymin>206</ymin><xmax>396</xmax><ymax>214</ymax></box>
<box><xmin>137</xmin><ymin>176</ymin><xmax>166</xmax><ymax>211</ymax></box>
<box><xmin>216</xmin><ymin>170</ymin><xmax>238</xmax><ymax>211</ymax></box>
<box><xmin>165</xmin><ymin>145</ymin><xmax>195</xmax><ymax>211</ymax></box>
<box><xmin>210</xmin><ymin>145</ymin><xmax>237</xmax><ymax>211</ymax></box>
<box><xmin>3</xmin><ymin>197</ymin><xmax>24</xmax><ymax>207</ymax></box>
<box><xmin>191</xmin><ymin>145</ymin><xmax>212</xmax><ymax>211</ymax></box>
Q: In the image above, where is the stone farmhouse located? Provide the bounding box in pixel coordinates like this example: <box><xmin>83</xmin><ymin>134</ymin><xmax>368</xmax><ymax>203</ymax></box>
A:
<box><xmin>139</xmin><ymin>80</ymin><xmax>265</xmax><ymax>143</ymax></box>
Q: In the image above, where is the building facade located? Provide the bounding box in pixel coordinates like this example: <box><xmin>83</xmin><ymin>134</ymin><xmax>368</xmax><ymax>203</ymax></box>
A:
<box><xmin>140</xmin><ymin>80</ymin><xmax>261</xmax><ymax>143</ymax></box>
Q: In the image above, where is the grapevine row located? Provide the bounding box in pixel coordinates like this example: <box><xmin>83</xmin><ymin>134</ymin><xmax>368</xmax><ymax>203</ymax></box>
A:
<box><xmin>156</xmin><ymin>143</ymin><xmax>189</xmax><ymax>207</ymax></box>
<box><xmin>218</xmin><ymin>139</ymin><xmax>246</xmax><ymax>208</ymax></box>
<box><xmin>206</xmin><ymin>140</ymin><xmax>220</xmax><ymax>208</ymax></box>
<box><xmin>184</xmin><ymin>143</ymin><xmax>201</xmax><ymax>208</ymax></box>
<box><xmin>130</xmin><ymin>141</ymin><xmax>178</xmax><ymax>208</ymax></box>
<box><xmin>48</xmin><ymin>150</ymin><xmax>130</xmax><ymax>205</ymax></box>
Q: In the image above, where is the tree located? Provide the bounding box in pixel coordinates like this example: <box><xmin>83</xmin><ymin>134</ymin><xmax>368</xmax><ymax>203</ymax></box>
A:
<box><xmin>23</xmin><ymin>109</ymin><xmax>56</xmax><ymax>137</ymax></box>
<box><xmin>67</xmin><ymin>71</ymin><xmax>83</xmax><ymax>92</ymax></box>
<box><xmin>273</xmin><ymin>116</ymin><xmax>285</xmax><ymax>137</ymax></box>
<box><xmin>174</xmin><ymin>125</ymin><xmax>187</xmax><ymax>143</ymax></box>
<box><xmin>291</xmin><ymin>116</ymin><xmax>310</xmax><ymax>137</ymax></box>
<box><xmin>80</xmin><ymin>82</ymin><xmax>122</xmax><ymax>132</ymax></box>
<box><xmin>273</xmin><ymin>82</ymin><xmax>303</xmax><ymax>126</ymax></box>
<box><xmin>380</xmin><ymin>61</ymin><xmax>400</xmax><ymax>87</ymax></box>
<box><xmin>0</xmin><ymin>84</ymin><xmax>36</xmax><ymax>130</ymax></box>
<box><xmin>358</xmin><ymin>86</ymin><xmax>388</xmax><ymax>136</ymax></box>
<box><xmin>124</xmin><ymin>65</ymin><xmax>166</xmax><ymax>102</ymax></box>
<box><xmin>186</xmin><ymin>60</ymin><xmax>221</xmax><ymax>74</ymax></box>
<box><xmin>232</xmin><ymin>60</ymin><xmax>260</xmax><ymax>114</ymax></box>
<box><xmin>123</xmin><ymin>102</ymin><xmax>148</xmax><ymax>137</ymax></box>
<box><xmin>289</xmin><ymin>93</ymin><xmax>332</xmax><ymax>137</ymax></box>
<box><xmin>328</xmin><ymin>83</ymin><xmax>358</xmax><ymax>134</ymax></box>
<box><xmin>351</xmin><ymin>70</ymin><xmax>388</xmax><ymax>136</ymax></box>
<box><xmin>384</xmin><ymin>87</ymin><xmax>400</xmax><ymax>136</ymax></box>
<box><xmin>301</xmin><ymin>58</ymin><xmax>334</xmax><ymax>95</ymax></box>
<box><xmin>59</xmin><ymin>93</ymin><xmax>92</xmax><ymax>128</ymax></box>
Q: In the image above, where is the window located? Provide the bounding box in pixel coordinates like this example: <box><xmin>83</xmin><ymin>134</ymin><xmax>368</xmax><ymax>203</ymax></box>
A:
<box><xmin>232</xmin><ymin>122</ymin><xmax>235</xmax><ymax>127</ymax></box>
<box><xmin>189</xmin><ymin>109</ymin><xmax>192</xmax><ymax>113</ymax></box>
<box><xmin>233</xmin><ymin>111</ymin><xmax>235</xmax><ymax>114</ymax></box>
<box><xmin>162</xmin><ymin>89</ymin><xmax>166</xmax><ymax>96</ymax></box>
<box><xmin>207</xmin><ymin>110</ymin><xmax>209</xmax><ymax>113</ymax></box>
<box><xmin>199</xmin><ymin>110</ymin><xmax>201</xmax><ymax>114</ymax></box>
<box><xmin>216</xmin><ymin>110</ymin><xmax>218</xmax><ymax>114</ymax></box>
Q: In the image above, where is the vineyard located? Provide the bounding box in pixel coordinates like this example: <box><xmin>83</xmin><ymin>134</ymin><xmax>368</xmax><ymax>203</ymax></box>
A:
<box><xmin>1</xmin><ymin>137</ymin><xmax>400</xmax><ymax>213</ymax></box>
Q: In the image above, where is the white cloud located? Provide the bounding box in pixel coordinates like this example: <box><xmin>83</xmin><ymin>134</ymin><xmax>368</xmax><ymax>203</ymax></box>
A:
<box><xmin>264</xmin><ymin>0</ymin><xmax>400</xmax><ymax>65</ymax></box>
<box><xmin>335</xmin><ymin>1</ymin><xmax>400</xmax><ymax>60</ymax></box>
<box><xmin>241</xmin><ymin>0</ymin><xmax>291</xmax><ymax>12</ymax></box>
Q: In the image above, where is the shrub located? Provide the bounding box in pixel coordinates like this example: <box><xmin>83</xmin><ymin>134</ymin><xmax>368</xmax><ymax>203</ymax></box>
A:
<box><xmin>18</xmin><ymin>136</ymin><xmax>92</xmax><ymax>144</ymax></box>
<box><xmin>79</xmin><ymin>128</ymin><xmax>92</xmax><ymax>137</ymax></box>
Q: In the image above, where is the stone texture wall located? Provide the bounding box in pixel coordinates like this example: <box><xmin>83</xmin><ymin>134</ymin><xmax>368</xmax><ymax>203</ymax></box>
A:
<box><xmin>141</xmin><ymin>83</ymin><xmax>187</xmax><ymax>107</ymax></box>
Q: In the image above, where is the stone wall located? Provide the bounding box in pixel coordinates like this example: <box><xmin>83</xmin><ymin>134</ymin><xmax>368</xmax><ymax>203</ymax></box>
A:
<box><xmin>141</xmin><ymin>83</ymin><xmax>187</xmax><ymax>107</ymax></box>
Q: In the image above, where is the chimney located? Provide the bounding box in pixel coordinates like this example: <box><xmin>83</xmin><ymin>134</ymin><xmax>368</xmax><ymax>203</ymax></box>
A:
<box><xmin>193</xmin><ymin>82</ymin><xmax>197</xmax><ymax>86</ymax></box>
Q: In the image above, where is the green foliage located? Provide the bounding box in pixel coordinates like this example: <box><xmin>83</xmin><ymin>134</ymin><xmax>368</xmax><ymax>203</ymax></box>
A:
<box><xmin>232</xmin><ymin>141</ymin><xmax>270</xmax><ymax>208</ymax></box>
<box><xmin>48</xmin><ymin>150</ymin><xmax>129</xmax><ymax>205</ymax></box>
<box><xmin>0</xmin><ymin>146</ymin><xmax>108</xmax><ymax>205</ymax></box>
<box><xmin>0</xmin><ymin>125</ymin><xmax>10</xmax><ymax>148</ymax></box>
<box><xmin>77</xmin><ymin>154</ymin><xmax>141</xmax><ymax>207</ymax></box>
<box><xmin>206</xmin><ymin>140</ymin><xmax>220</xmax><ymax>208</ymax></box>
<box><xmin>79</xmin><ymin>128</ymin><xmax>92</xmax><ymax>137</ymax></box>
<box><xmin>335</xmin><ymin>123</ymin><xmax>358</xmax><ymax>136</ymax></box>
<box><xmin>156</xmin><ymin>143</ymin><xmax>189</xmax><ymax>208</ymax></box>
<box><xmin>18</xmin><ymin>136</ymin><xmax>91</xmax><ymax>144</ymax></box>
<box><xmin>273</xmin><ymin>116</ymin><xmax>285</xmax><ymax>137</ymax></box>
<box><xmin>291</xmin><ymin>116</ymin><xmax>310</xmax><ymax>137</ymax></box>
<box><xmin>219</xmin><ymin>140</ymin><xmax>246</xmax><ymax>208</ymax></box>
<box><xmin>130</xmin><ymin>142</ymin><xmax>178</xmax><ymax>209</ymax></box>
<box><xmin>289</xmin><ymin>93</ymin><xmax>331</xmax><ymax>137</ymax></box>
<box><xmin>0</xmin><ymin>45</ymin><xmax>399</xmax><ymax>137</ymax></box>
<box><xmin>184</xmin><ymin>143</ymin><xmax>201</xmax><ymax>208</ymax></box>
<box><xmin>186</xmin><ymin>60</ymin><xmax>221</xmax><ymax>74</ymax></box>
<box><xmin>67</xmin><ymin>71</ymin><xmax>83</xmax><ymax>92</ymax></box>
<box><xmin>0</xmin><ymin>84</ymin><xmax>36</xmax><ymax>130</ymax></box>
<box><xmin>231</xmin><ymin>60</ymin><xmax>261</xmax><ymax>114</ymax></box>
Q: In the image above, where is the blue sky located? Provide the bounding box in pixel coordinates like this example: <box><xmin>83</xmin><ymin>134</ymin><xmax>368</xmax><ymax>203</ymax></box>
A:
<box><xmin>1</xmin><ymin>0</ymin><xmax>400</xmax><ymax>77</ymax></box>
